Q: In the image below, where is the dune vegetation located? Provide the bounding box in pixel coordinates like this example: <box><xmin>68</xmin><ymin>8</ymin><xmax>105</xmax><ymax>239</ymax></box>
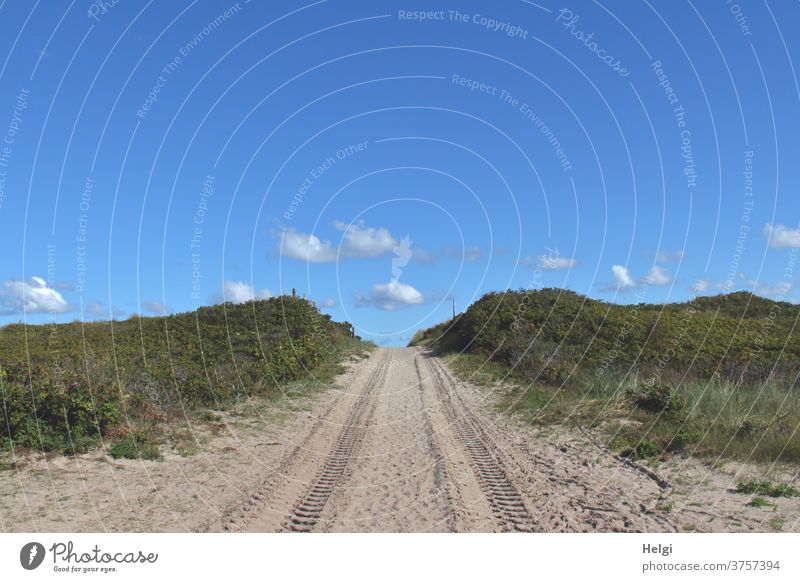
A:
<box><xmin>0</xmin><ymin>296</ymin><xmax>365</xmax><ymax>459</ymax></box>
<box><xmin>411</xmin><ymin>288</ymin><xmax>800</xmax><ymax>464</ymax></box>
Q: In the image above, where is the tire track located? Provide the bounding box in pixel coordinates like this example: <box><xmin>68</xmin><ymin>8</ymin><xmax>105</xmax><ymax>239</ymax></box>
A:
<box><xmin>282</xmin><ymin>353</ymin><xmax>389</xmax><ymax>532</ymax></box>
<box><xmin>209</xmin><ymin>373</ymin><xmax>353</xmax><ymax>532</ymax></box>
<box><xmin>414</xmin><ymin>371</ymin><xmax>461</xmax><ymax>533</ymax></box>
<box><xmin>421</xmin><ymin>354</ymin><xmax>538</xmax><ymax>532</ymax></box>
<box><xmin>413</xmin><ymin>357</ymin><xmax>494</xmax><ymax>532</ymax></box>
<box><xmin>427</xmin><ymin>352</ymin><xmax>678</xmax><ymax>532</ymax></box>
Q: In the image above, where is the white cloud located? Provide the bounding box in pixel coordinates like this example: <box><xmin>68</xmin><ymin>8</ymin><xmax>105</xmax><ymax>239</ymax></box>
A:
<box><xmin>754</xmin><ymin>280</ymin><xmax>793</xmax><ymax>297</ymax></box>
<box><xmin>689</xmin><ymin>275</ymin><xmax>794</xmax><ymax>299</ymax></box>
<box><xmin>537</xmin><ymin>255</ymin><xmax>577</xmax><ymax>271</ymax></box>
<box><xmin>83</xmin><ymin>300</ymin><xmax>125</xmax><ymax>319</ymax></box>
<box><xmin>443</xmin><ymin>245</ymin><xmax>482</xmax><ymax>262</ymax></box>
<box><xmin>277</xmin><ymin>221</ymin><xmax>480</xmax><ymax>269</ymax></box>
<box><xmin>656</xmin><ymin>250</ymin><xmax>685</xmax><ymax>263</ymax></box>
<box><xmin>278</xmin><ymin>221</ymin><xmax>399</xmax><ymax>263</ymax></box>
<box><xmin>0</xmin><ymin>276</ymin><xmax>71</xmax><ymax>314</ymax></box>
<box><xmin>334</xmin><ymin>220</ymin><xmax>397</xmax><ymax>258</ymax></box>
<box><xmin>279</xmin><ymin>228</ymin><xmax>337</xmax><ymax>262</ymax></box>
<box><xmin>742</xmin><ymin>275</ymin><xmax>794</xmax><ymax>298</ymax></box>
<box><xmin>644</xmin><ymin>266</ymin><xmax>672</xmax><ymax>286</ymax></box>
<box><xmin>142</xmin><ymin>300</ymin><xmax>170</xmax><ymax>315</ymax></box>
<box><xmin>354</xmin><ymin>279</ymin><xmax>425</xmax><ymax>311</ymax></box>
<box><xmin>410</xmin><ymin>246</ymin><xmax>437</xmax><ymax>265</ymax></box>
<box><xmin>764</xmin><ymin>223</ymin><xmax>800</xmax><ymax>249</ymax></box>
<box><xmin>464</xmin><ymin>247</ymin><xmax>482</xmax><ymax>262</ymax></box>
<box><xmin>222</xmin><ymin>280</ymin><xmax>272</xmax><ymax>304</ymax></box>
<box><xmin>610</xmin><ymin>265</ymin><xmax>636</xmax><ymax>290</ymax></box>
<box><xmin>86</xmin><ymin>299</ymin><xmax>106</xmax><ymax>317</ymax></box>
<box><xmin>320</xmin><ymin>297</ymin><xmax>336</xmax><ymax>308</ymax></box>
<box><xmin>84</xmin><ymin>300</ymin><xmax>125</xmax><ymax>319</ymax></box>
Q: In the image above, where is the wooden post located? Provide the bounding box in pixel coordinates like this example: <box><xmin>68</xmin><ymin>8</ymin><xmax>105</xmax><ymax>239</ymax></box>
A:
<box><xmin>292</xmin><ymin>288</ymin><xmax>296</xmax><ymax>298</ymax></box>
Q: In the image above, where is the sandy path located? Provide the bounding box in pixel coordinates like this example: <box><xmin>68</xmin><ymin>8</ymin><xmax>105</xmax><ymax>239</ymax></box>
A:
<box><xmin>318</xmin><ymin>348</ymin><xmax>490</xmax><ymax>532</ymax></box>
<box><xmin>5</xmin><ymin>347</ymin><xmax>794</xmax><ymax>532</ymax></box>
<box><xmin>231</xmin><ymin>348</ymin><xmax>675</xmax><ymax>532</ymax></box>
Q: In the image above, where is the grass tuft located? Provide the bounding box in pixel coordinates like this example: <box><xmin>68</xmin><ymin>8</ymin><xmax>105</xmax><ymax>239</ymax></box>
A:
<box><xmin>736</xmin><ymin>479</ymin><xmax>799</xmax><ymax>498</ymax></box>
<box><xmin>746</xmin><ymin>496</ymin><xmax>774</xmax><ymax>508</ymax></box>
<box><xmin>107</xmin><ymin>432</ymin><xmax>161</xmax><ymax>461</ymax></box>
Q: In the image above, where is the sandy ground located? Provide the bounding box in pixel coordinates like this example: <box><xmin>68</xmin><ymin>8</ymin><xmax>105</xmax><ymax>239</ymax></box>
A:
<box><xmin>2</xmin><ymin>347</ymin><xmax>798</xmax><ymax>532</ymax></box>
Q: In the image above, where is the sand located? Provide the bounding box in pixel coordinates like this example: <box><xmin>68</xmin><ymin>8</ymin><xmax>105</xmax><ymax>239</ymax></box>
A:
<box><xmin>2</xmin><ymin>348</ymin><xmax>797</xmax><ymax>532</ymax></box>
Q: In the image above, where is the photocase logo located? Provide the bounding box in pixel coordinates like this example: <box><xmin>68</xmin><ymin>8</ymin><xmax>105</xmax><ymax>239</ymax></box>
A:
<box><xmin>391</xmin><ymin>235</ymin><xmax>413</xmax><ymax>281</ymax></box>
<box><xmin>20</xmin><ymin>542</ymin><xmax>46</xmax><ymax>570</ymax></box>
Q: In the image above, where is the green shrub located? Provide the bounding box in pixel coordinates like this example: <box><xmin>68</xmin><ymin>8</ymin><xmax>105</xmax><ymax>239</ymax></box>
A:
<box><xmin>624</xmin><ymin>440</ymin><xmax>662</xmax><ymax>461</ymax></box>
<box><xmin>1</xmin><ymin>364</ymin><xmax>120</xmax><ymax>452</ymax></box>
<box><xmin>412</xmin><ymin>288</ymin><xmax>800</xmax><ymax>384</ymax></box>
<box><xmin>627</xmin><ymin>381</ymin><xmax>687</xmax><ymax>418</ymax></box>
<box><xmin>107</xmin><ymin>433</ymin><xmax>161</xmax><ymax>461</ymax></box>
<box><xmin>414</xmin><ymin>289</ymin><xmax>800</xmax><ymax>465</ymax></box>
<box><xmin>0</xmin><ymin>296</ymin><xmax>358</xmax><ymax>456</ymax></box>
<box><xmin>63</xmin><ymin>433</ymin><xmax>100</xmax><ymax>457</ymax></box>
<box><xmin>737</xmin><ymin>479</ymin><xmax>799</xmax><ymax>498</ymax></box>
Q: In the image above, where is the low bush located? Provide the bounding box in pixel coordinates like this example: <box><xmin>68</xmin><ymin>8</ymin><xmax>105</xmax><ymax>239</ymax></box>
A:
<box><xmin>627</xmin><ymin>381</ymin><xmax>687</xmax><ymax>419</ymax></box>
<box><xmin>107</xmin><ymin>432</ymin><xmax>161</xmax><ymax>461</ymax></box>
<box><xmin>414</xmin><ymin>289</ymin><xmax>800</xmax><ymax>465</ymax></box>
<box><xmin>0</xmin><ymin>296</ymin><xmax>359</xmax><ymax>455</ymax></box>
<box><xmin>623</xmin><ymin>440</ymin><xmax>662</xmax><ymax>461</ymax></box>
<box><xmin>0</xmin><ymin>364</ymin><xmax>120</xmax><ymax>452</ymax></box>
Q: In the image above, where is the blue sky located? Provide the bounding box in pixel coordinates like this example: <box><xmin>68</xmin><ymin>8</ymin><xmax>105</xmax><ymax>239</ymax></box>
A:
<box><xmin>0</xmin><ymin>0</ymin><xmax>798</xmax><ymax>345</ymax></box>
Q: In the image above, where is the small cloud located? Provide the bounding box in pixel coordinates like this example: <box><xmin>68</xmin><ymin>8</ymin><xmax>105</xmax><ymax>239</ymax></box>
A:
<box><xmin>0</xmin><ymin>276</ymin><xmax>72</xmax><ymax>314</ymax></box>
<box><xmin>764</xmin><ymin>223</ymin><xmax>800</xmax><ymax>249</ymax></box>
<box><xmin>608</xmin><ymin>265</ymin><xmax>636</xmax><ymax>291</ymax></box>
<box><xmin>219</xmin><ymin>280</ymin><xmax>273</xmax><ymax>304</ymax></box>
<box><xmin>656</xmin><ymin>250</ymin><xmax>685</xmax><ymax>263</ymax></box>
<box><xmin>443</xmin><ymin>245</ymin><xmax>482</xmax><ymax>262</ymax></box>
<box><xmin>522</xmin><ymin>254</ymin><xmax>577</xmax><ymax>271</ymax></box>
<box><xmin>320</xmin><ymin>297</ymin><xmax>337</xmax><ymax>308</ymax></box>
<box><xmin>334</xmin><ymin>220</ymin><xmax>397</xmax><ymax>258</ymax></box>
<box><xmin>754</xmin><ymin>281</ymin><xmax>793</xmax><ymax>297</ymax></box>
<box><xmin>86</xmin><ymin>299</ymin><xmax>105</xmax><ymax>317</ymax></box>
<box><xmin>691</xmin><ymin>279</ymin><xmax>709</xmax><ymax>293</ymax></box>
<box><xmin>743</xmin><ymin>275</ymin><xmax>794</xmax><ymax>298</ymax></box>
<box><xmin>141</xmin><ymin>300</ymin><xmax>170</xmax><ymax>315</ymax></box>
<box><xmin>279</xmin><ymin>228</ymin><xmax>337</xmax><ymax>262</ymax></box>
<box><xmin>493</xmin><ymin>246</ymin><xmax>511</xmax><ymax>256</ymax></box>
<box><xmin>644</xmin><ymin>266</ymin><xmax>672</xmax><ymax>286</ymax></box>
<box><xmin>717</xmin><ymin>280</ymin><xmax>736</xmax><ymax>292</ymax></box>
<box><xmin>354</xmin><ymin>279</ymin><xmax>425</xmax><ymax>311</ymax></box>
<box><xmin>83</xmin><ymin>300</ymin><xmax>125</xmax><ymax>320</ymax></box>
<box><xmin>410</xmin><ymin>246</ymin><xmax>437</xmax><ymax>265</ymax></box>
